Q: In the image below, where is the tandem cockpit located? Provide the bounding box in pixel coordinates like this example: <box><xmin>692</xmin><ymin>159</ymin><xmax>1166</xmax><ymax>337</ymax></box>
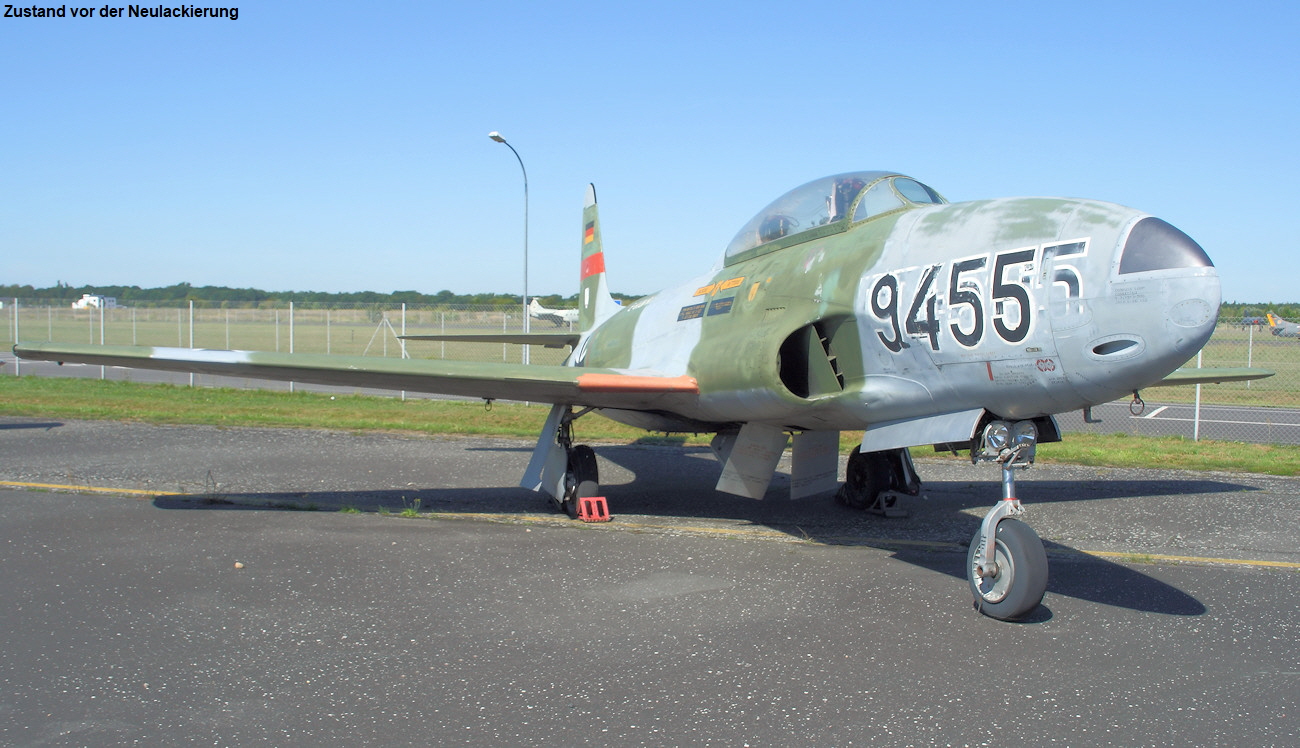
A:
<box><xmin>723</xmin><ymin>171</ymin><xmax>947</xmax><ymax>265</ymax></box>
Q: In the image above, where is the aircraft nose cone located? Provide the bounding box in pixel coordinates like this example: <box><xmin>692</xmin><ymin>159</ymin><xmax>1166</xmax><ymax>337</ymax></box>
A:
<box><xmin>1118</xmin><ymin>217</ymin><xmax>1213</xmax><ymax>275</ymax></box>
<box><xmin>1102</xmin><ymin>216</ymin><xmax>1220</xmax><ymax>369</ymax></box>
<box><xmin>1050</xmin><ymin>209</ymin><xmax>1222</xmax><ymax>407</ymax></box>
<box><xmin>1125</xmin><ymin>217</ymin><xmax>1218</xmax><ymax>340</ymax></box>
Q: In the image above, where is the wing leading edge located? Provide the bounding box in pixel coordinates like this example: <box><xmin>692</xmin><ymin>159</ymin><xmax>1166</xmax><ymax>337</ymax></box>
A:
<box><xmin>1150</xmin><ymin>367</ymin><xmax>1275</xmax><ymax>387</ymax></box>
<box><xmin>13</xmin><ymin>342</ymin><xmax>698</xmax><ymax>411</ymax></box>
<box><xmin>398</xmin><ymin>332</ymin><xmax>579</xmax><ymax>349</ymax></box>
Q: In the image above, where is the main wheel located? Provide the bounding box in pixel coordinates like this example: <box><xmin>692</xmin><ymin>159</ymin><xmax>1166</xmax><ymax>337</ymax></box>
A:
<box><xmin>835</xmin><ymin>450</ymin><xmax>889</xmax><ymax>509</ymax></box>
<box><xmin>967</xmin><ymin>518</ymin><xmax>1048</xmax><ymax>620</ymax></box>
<box><xmin>562</xmin><ymin>445</ymin><xmax>599</xmax><ymax>519</ymax></box>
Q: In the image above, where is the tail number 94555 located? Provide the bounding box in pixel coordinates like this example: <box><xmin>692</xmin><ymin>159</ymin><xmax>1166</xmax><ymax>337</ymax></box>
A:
<box><xmin>867</xmin><ymin>241</ymin><xmax>1087</xmax><ymax>353</ymax></box>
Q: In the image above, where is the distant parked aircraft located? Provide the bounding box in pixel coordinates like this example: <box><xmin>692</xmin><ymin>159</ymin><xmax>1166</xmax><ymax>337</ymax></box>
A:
<box><xmin>528</xmin><ymin>298</ymin><xmax>578</xmax><ymax>327</ymax></box>
<box><xmin>1267</xmin><ymin>313</ymin><xmax>1300</xmax><ymax>337</ymax></box>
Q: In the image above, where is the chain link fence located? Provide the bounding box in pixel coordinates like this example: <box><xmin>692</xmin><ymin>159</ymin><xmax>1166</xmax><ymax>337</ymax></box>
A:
<box><xmin>4</xmin><ymin>300</ymin><xmax>1297</xmax><ymax>444</ymax></box>
<box><xmin>3</xmin><ymin>299</ymin><xmax>569</xmax><ymax>365</ymax></box>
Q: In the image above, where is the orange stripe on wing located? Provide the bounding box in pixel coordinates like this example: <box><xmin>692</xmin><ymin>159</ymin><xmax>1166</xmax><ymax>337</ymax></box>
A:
<box><xmin>576</xmin><ymin>373</ymin><xmax>699</xmax><ymax>394</ymax></box>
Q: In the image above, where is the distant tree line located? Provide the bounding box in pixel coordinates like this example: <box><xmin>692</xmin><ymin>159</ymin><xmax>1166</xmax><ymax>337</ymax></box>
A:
<box><xmin>1222</xmin><ymin>302</ymin><xmax>1300</xmax><ymax>322</ymax></box>
<box><xmin>0</xmin><ymin>282</ymin><xmax>640</xmax><ymax>309</ymax></box>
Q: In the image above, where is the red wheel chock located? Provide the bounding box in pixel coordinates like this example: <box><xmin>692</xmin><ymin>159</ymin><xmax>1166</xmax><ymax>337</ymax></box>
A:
<box><xmin>576</xmin><ymin>496</ymin><xmax>611</xmax><ymax>522</ymax></box>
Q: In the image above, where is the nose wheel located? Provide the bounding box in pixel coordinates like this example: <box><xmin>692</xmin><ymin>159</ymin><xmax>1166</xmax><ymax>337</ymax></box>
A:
<box><xmin>967</xmin><ymin>419</ymin><xmax>1049</xmax><ymax>620</ymax></box>
<box><xmin>968</xmin><ymin>518</ymin><xmax>1048</xmax><ymax>619</ymax></box>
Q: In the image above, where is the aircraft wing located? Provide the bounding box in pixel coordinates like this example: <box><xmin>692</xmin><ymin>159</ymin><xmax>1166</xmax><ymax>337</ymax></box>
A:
<box><xmin>1148</xmin><ymin>366</ymin><xmax>1275</xmax><ymax>387</ymax></box>
<box><xmin>12</xmin><ymin>342</ymin><xmax>698</xmax><ymax>410</ymax></box>
<box><xmin>398</xmin><ymin>332</ymin><xmax>579</xmax><ymax>349</ymax></box>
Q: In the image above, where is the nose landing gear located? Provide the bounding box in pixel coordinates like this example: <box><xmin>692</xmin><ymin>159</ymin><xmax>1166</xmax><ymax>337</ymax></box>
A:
<box><xmin>968</xmin><ymin>420</ymin><xmax>1049</xmax><ymax>620</ymax></box>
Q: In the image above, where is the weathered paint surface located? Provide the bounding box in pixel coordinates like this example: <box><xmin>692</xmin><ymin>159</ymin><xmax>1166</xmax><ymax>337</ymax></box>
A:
<box><xmin>579</xmin><ymin>180</ymin><xmax>1219</xmax><ymax>437</ymax></box>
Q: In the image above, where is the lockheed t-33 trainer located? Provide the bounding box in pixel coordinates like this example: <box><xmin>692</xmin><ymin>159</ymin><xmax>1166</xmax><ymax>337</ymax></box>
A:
<box><xmin>16</xmin><ymin>170</ymin><xmax>1270</xmax><ymax>620</ymax></box>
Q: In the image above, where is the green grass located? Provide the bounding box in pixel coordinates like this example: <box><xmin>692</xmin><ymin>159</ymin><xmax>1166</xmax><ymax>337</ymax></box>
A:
<box><xmin>1016</xmin><ymin>433</ymin><xmax>1299</xmax><ymax>475</ymax></box>
<box><xmin>4</xmin><ymin>375</ymin><xmax>1300</xmax><ymax>476</ymax></box>
<box><xmin>0</xmin><ymin>375</ymin><xmax>674</xmax><ymax>441</ymax></box>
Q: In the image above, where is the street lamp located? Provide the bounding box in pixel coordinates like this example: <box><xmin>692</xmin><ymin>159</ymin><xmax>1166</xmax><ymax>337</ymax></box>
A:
<box><xmin>488</xmin><ymin>131</ymin><xmax>529</xmax><ymax>364</ymax></box>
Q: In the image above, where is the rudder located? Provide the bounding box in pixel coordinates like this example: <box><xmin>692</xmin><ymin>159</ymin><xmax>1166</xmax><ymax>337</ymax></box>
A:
<box><xmin>579</xmin><ymin>184</ymin><xmax>619</xmax><ymax>331</ymax></box>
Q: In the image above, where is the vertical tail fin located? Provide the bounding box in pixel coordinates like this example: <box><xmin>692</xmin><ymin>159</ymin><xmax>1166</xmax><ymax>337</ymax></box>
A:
<box><xmin>579</xmin><ymin>184</ymin><xmax>620</xmax><ymax>332</ymax></box>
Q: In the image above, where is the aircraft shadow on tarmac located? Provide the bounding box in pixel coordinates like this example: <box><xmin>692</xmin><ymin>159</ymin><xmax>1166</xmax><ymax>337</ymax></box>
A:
<box><xmin>151</xmin><ymin>443</ymin><xmax>1221</xmax><ymax>618</ymax></box>
<box><xmin>0</xmin><ymin>421</ymin><xmax>63</xmax><ymax>431</ymax></box>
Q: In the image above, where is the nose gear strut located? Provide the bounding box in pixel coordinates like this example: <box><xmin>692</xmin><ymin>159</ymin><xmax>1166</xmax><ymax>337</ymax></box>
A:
<box><xmin>967</xmin><ymin>419</ymin><xmax>1049</xmax><ymax>620</ymax></box>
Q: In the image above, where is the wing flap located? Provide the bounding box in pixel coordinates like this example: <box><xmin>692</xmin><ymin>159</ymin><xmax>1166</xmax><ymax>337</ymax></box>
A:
<box><xmin>13</xmin><ymin>342</ymin><xmax>698</xmax><ymax>410</ymax></box>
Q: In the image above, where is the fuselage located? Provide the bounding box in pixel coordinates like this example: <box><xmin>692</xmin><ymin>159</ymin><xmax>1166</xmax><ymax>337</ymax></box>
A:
<box><xmin>578</xmin><ymin>173</ymin><xmax>1219</xmax><ymax>441</ymax></box>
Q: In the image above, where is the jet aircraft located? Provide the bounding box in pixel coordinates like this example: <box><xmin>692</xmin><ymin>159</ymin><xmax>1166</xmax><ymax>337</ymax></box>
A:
<box><xmin>529</xmin><ymin>298</ymin><xmax>579</xmax><ymax>327</ymax></box>
<box><xmin>1267</xmin><ymin>313</ymin><xmax>1299</xmax><ymax>337</ymax></box>
<box><xmin>15</xmin><ymin>170</ymin><xmax>1272</xmax><ymax>620</ymax></box>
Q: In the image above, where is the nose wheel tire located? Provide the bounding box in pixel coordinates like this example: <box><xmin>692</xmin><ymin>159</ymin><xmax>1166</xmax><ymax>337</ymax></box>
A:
<box><xmin>967</xmin><ymin>518</ymin><xmax>1048</xmax><ymax>621</ymax></box>
<box><xmin>562</xmin><ymin>445</ymin><xmax>599</xmax><ymax>520</ymax></box>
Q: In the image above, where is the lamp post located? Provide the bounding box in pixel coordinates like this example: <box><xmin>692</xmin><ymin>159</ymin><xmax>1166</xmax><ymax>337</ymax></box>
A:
<box><xmin>489</xmin><ymin>131</ymin><xmax>529</xmax><ymax>364</ymax></box>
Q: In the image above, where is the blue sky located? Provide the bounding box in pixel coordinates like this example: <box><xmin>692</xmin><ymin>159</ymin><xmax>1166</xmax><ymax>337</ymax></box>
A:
<box><xmin>2</xmin><ymin>1</ymin><xmax>1296</xmax><ymax>303</ymax></box>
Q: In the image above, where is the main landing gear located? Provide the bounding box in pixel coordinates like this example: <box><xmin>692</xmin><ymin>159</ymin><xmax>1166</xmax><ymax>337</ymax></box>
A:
<box><xmin>835</xmin><ymin>447</ymin><xmax>921</xmax><ymax>517</ymax></box>
<box><xmin>551</xmin><ymin>409</ymin><xmax>608</xmax><ymax>521</ymax></box>
<box><xmin>966</xmin><ymin>420</ymin><xmax>1048</xmax><ymax>620</ymax></box>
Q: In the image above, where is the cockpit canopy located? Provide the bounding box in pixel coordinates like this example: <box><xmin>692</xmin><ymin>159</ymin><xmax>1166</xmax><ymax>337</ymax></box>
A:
<box><xmin>724</xmin><ymin>171</ymin><xmax>946</xmax><ymax>263</ymax></box>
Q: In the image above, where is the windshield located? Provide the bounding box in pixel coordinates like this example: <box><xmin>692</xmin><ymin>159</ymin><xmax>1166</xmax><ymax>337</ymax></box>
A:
<box><xmin>724</xmin><ymin>171</ymin><xmax>944</xmax><ymax>260</ymax></box>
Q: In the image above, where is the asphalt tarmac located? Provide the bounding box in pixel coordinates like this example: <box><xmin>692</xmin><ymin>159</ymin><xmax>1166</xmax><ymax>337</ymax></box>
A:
<box><xmin>1</xmin><ymin>417</ymin><xmax>1298</xmax><ymax>746</ymax></box>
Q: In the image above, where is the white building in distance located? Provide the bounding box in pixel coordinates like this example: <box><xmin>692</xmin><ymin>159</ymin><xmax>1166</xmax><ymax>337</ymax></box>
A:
<box><xmin>71</xmin><ymin>294</ymin><xmax>119</xmax><ymax>310</ymax></box>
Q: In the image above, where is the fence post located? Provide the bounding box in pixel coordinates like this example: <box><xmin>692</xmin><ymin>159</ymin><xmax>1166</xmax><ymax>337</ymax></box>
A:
<box><xmin>100</xmin><ymin>304</ymin><xmax>106</xmax><ymax>380</ymax></box>
<box><xmin>400</xmin><ymin>303</ymin><xmax>407</xmax><ymax>401</ymax></box>
<box><xmin>289</xmin><ymin>301</ymin><xmax>295</xmax><ymax>394</ymax></box>
<box><xmin>12</xmin><ymin>299</ymin><xmax>18</xmax><ymax>376</ymax></box>
<box><xmin>1247</xmin><ymin>324</ymin><xmax>1254</xmax><ymax>388</ymax></box>
<box><xmin>1193</xmin><ymin>350</ymin><xmax>1203</xmax><ymax>441</ymax></box>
